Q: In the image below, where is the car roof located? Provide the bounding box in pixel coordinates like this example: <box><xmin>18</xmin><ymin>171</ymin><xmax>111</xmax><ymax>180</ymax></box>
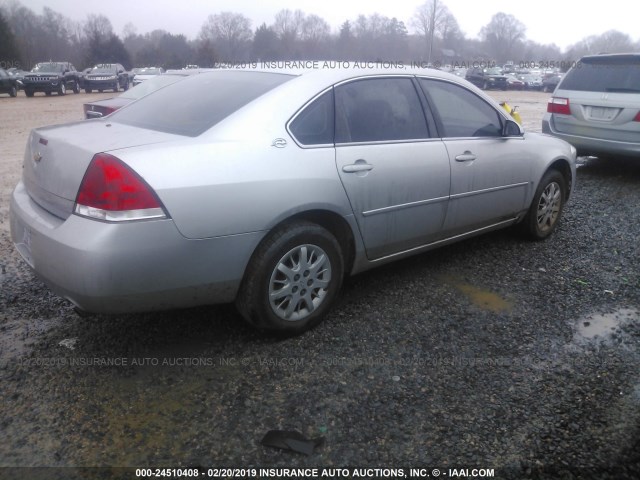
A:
<box><xmin>580</xmin><ymin>53</ymin><xmax>640</xmax><ymax>62</ymax></box>
<box><xmin>225</xmin><ymin>64</ymin><xmax>469</xmax><ymax>86</ymax></box>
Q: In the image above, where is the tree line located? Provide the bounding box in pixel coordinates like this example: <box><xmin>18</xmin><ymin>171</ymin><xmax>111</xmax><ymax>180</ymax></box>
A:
<box><xmin>1</xmin><ymin>0</ymin><xmax>638</xmax><ymax>72</ymax></box>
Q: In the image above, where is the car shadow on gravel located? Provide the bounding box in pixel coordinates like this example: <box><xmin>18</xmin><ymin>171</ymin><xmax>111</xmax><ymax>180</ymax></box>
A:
<box><xmin>578</xmin><ymin>156</ymin><xmax>640</xmax><ymax>179</ymax></box>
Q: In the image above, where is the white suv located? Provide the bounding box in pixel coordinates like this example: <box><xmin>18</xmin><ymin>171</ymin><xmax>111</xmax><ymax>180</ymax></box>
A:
<box><xmin>542</xmin><ymin>53</ymin><xmax>640</xmax><ymax>158</ymax></box>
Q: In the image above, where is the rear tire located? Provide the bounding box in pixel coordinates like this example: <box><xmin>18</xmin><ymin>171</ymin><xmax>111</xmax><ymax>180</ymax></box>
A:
<box><xmin>85</xmin><ymin>88</ymin><xmax>92</xmax><ymax>93</ymax></box>
<box><xmin>236</xmin><ymin>221</ymin><xmax>344</xmax><ymax>334</ymax></box>
<box><xmin>73</xmin><ymin>81</ymin><xmax>80</xmax><ymax>94</ymax></box>
<box><xmin>521</xmin><ymin>170</ymin><xmax>566</xmax><ymax>240</ymax></box>
<box><xmin>9</xmin><ymin>85</ymin><xmax>17</xmax><ymax>97</ymax></box>
<box><xmin>25</xmin><ymin>89</ymin><xmax>34</xmax><ymax>97</ymax></box>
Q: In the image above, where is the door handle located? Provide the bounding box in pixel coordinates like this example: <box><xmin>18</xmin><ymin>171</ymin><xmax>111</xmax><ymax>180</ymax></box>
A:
<box><xmin>455</xmin><ymin>151</ymin><xmax>477</xmax><ymax>162</ymax></box>
<box><xmin>342</xmin><ymin>163</ymin><xmax>374</xmax><ymax>173</ymax></box>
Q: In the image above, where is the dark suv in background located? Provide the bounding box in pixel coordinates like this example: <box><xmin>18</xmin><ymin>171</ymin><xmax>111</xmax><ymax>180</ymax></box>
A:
<box><xmin>84</xmin><ymin>64</ymin><xmax>129</xmax><ymax>93</ymax></box>
<box><xmin>543</xmin><ymin>53</ymin><xmax>640</xmax><ymax>159</ymax></box>
<box><xmin>22</xmin><ymin>62</ymin><xmax>81</xmax><ymax>97</ymax></box>
<box><xmin>0</xmin><ymin>68</ymin><xmax>20</xmax><ymax>97</ymax></box>
<box><xmin>465</xmin><ymin>66</ymin><xmax>508</xmax><ymax>90</ymax></box>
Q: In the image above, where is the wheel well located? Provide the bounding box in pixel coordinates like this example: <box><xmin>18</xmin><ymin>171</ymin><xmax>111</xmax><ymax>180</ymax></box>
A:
<box><xmin>548</xmin><ymin>159</ymin><xmax>573</xmax><ymax>200</ymax></box>
<box><xmin>273</xmin><ymin>210</ymin><xmax>356</xmax><ymax>276</ymax></box>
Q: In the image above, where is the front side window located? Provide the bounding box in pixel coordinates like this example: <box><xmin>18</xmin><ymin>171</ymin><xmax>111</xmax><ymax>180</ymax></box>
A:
<box><xmin>419</xmin><ymin>79</ymin><xmax>503</xmax><ymax>138</ymax></box>
<box><xmin>335</xmin><ymin>77</ymin><xmax>429</xmax><ymax>143</ymax></box>
<box><xmin>289</xmin><ymin>89</ymin><xmax>334</xmax><ymax>146</ymax></box>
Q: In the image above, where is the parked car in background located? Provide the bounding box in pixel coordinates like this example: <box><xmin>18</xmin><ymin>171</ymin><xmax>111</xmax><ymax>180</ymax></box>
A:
<box><xmin>542</xmin><ymin>74</ymin><xmax>563</xmax><ymax>93</ymax></box>
<box><xmin>131</xmin><ymin>67</ymin><xmax>165</xmax><ymax>86</ymax></box>
<box><xmin>502</xmin><ymin>63</ymin><xmax>516</xmax><ymax>74</ymax></box>
<box><xmin>22</xmin><ymin>62</ymin><xmax>81</xmax><ymax>97</ymax></box>
<box><xmin>450</xmin><ymin>67</ymin><xmax>467</xmax><ymax>78</ymax></box>
<box><xmin>506</xmin><ymin>74</ymin><xmax>525</xmax><ymax>90</ymax></box>
<box><xmin>83</xmin><ymin>71</ymin><xmax>192</xmax><ymax>118</ymax></box>
<box><xmin>465</xmin><ymin>66</ymin><xmax>508</xmax><ymax>90</ymax></box>
<box><xmin>520</xmin><ymin>73</ymin><xmax>544</xmax><ymax>91</ymax></box>
<box><xmin>77</xmin><ymin>67</ymin><xmax>92</xmax><ymax>89</ymax></box>
<box><xmin>10</xmin><ymin>67</ymin><xmax>576</xmax><ymax>334</ymax></box>
<box><xmin>7</xmin><ymin>68</ymin><xmax>27</xmax><ymax>89</ymax></box>
<box><xmin>0</xmin><ymin>67</ymin><xmax>20</xmax><ymax>97</ymax></box>
<box><xmin>543</xmin><ymin>53</ymin><xmax>640</xmax><ymax>159</ymax></box>
<box><xmin>84</xmin><ymin>64</ymin><xmax>129</xmax><ymax>93</ymax></box>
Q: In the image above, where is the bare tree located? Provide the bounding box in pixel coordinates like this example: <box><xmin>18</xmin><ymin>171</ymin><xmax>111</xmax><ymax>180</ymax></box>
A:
<box><xmin>566</xmin><ymin>30</ymin><xmax>636</xmax><ymax>60</ymax></box>
<box><xmin>122</xmin><ymin>22</ymin><xmax>137</xmax><ymax>39</ymax></box>
<box><xmin>480</xmin><ymin>12</ymin><xmax>526</xmax><ymax>62</ymax></box>
<box><xmin>83</xmin><ymin>14</ymin><xmax>113</xmax><ymax>43</ymax></box>
<box><xmin>199</xmin><ymin>12</ymin><xmax>252</xmax><ymax>61</ymax></box>
<box><xmin>273</xmin><ymin>9</ymin><xmax>305</xmax><ymax>57</ymax></box>
<box><xmin>2</xmin><ymin>1</ymin><xmax>40</xmax><ymax>67</ymax></box>
<box><xmin>411</xmin><ymin>0</ymin><xmax>451</xmax><ymax>63</ymax></box>
<box><xmin>0</xmin><ymin>9</ymin><xmax>20</xmax><ymax>67</ymax></box>
<box><xmin>40</xmin><ymin>7</ymin><xmax>72</xmax><ymax>61</ymax></box>
<box><xmin>300</xmin><ymin>14</ymin><xmax>330</xmax><ymax>58</ymax></box>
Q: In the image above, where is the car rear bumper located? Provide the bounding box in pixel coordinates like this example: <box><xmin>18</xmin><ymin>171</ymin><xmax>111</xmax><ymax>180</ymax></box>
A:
<box><xmin>10</xmin><ymin>181</ymin><xmax>264</xmax><ymax>314</ymax></box>
<box><xmin>542</xmin><ymin>114</ymin><xmax>640</xmax><ymax>158</ymax></box>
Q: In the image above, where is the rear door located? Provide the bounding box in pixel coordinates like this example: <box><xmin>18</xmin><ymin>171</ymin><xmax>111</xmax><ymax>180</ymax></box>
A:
<box><xmin>334</xmin><ymin>76</ymin><xmax>451</xmax><ymax>260</ymax></box>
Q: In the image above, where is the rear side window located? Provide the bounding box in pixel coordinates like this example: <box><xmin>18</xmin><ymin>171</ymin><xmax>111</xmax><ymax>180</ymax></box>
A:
<box><xmin>335</xmin><ymin>77</ymin><xmax>429</xmax><ymax>143</ymax></box>
<box><xmin>560</xmin><ymin>56</ymin><xmax>640</xmax><ymax>93</ymax></box>
<box><xmin>289</xmin><ymin>89</ymin><xmax>334</xmax><ymax>146</ymax></box>
<box><xmin>419</xmin><ymin>79</ymin><xmax>502</xmax><ymax>138</ymax></box>
<box><xmin>111</xmin><ymin>71</ymin><xmax>294</xmax><ymax>136</ymax></box>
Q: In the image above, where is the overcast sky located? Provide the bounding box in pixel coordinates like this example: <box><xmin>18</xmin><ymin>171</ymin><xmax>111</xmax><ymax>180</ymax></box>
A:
<box><xmin>18</xmin><ymin>0</ymin><xmax>639</xmax><ymax>51</ymax></box>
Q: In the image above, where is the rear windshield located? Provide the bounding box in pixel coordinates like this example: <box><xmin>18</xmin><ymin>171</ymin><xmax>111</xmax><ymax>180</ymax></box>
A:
<box><xmin>120</xmin><ymin>74</ymin><xmax>187</xmax><ymax>100</ymax></box>
<box><xmin>110</xmin><ymin>71</ymin><xmax>294</xmax><ymax>136</ymax></box>
<box><xmin>560</xmin><ymin>56</ymin><xmax>640</xmax><ymax>93</ymax></box>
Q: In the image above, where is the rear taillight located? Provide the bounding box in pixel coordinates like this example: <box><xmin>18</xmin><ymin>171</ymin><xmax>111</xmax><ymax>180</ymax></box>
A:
<box><xmin>634</xmin><ymin>112</ymin><xmax>640</xmax><ymax>122</ymax></box>
<box><xmin>547</xmin><ymin>97</ymin><xmax>571</xmax><ymax>115</ymax></box>
<box><xmin>74</xmin><ymin>153</ymin><xmax>167</xmax><ymax>222</ymax></box>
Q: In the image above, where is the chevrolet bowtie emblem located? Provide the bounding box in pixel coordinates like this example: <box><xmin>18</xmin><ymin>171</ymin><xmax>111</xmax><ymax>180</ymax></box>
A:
<box><xmin>33</xmin><ymin>151</ymin><xmax>43</xmax><ymax>162</ymax></box>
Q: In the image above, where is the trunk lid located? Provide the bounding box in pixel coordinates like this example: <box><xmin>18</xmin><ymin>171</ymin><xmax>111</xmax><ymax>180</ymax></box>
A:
<box><xmin>22</xmin><ymin>120</ymin><xmax>181</xmax><ymax>219</ymax></box>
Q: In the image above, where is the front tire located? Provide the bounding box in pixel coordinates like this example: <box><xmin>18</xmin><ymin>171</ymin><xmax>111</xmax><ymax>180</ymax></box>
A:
<box><xmin>236</xmin><ymin>221</ymin><xmax>344</xmax><ymax>334</ymax></box>
<box><xmin>25</xmin><ymin>89</ymin><xmax>34</xmax><ymax>97</ymax></box>
<box><xmin>58</xmin><ymin>83</ymin><xmax>66</xmax><ymax>96</ymax></box>
<box><xmin>73</xmin><ymin>81</ymin><xmax>80</xmax><ymax>94</ymax></box>
<box><xmin>9</xmin><ymin>85</ymin><xmax>17</xmax><ymax>97</ymax></box>
<box><xmin>521</xmin><ymin>170</ymin><xmax>566</xmax><ymax>240</ymax></box>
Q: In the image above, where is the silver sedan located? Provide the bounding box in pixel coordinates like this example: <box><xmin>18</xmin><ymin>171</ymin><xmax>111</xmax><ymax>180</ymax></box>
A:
<box><xmin>10</xmin><ymin>68</ymin><xmax>577</xmax><ymax>334</ymax></box>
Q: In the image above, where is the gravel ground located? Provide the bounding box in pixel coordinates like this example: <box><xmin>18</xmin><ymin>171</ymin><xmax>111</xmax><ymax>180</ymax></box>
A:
<box><xmin>0</xmin><ymin>89</ymin><xmax>639</xmax><ymax>480</ymax></box>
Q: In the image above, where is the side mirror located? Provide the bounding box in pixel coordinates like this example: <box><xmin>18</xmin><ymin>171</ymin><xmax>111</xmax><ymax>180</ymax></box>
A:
<box><xmin>503</xmin><ymin>119</ymin><xmax>523</xmax><ymax>137</ymax></box>
<box><xmin>118</xmin><ymin>69</ymin><xmax>124</xmax><ymax>74</ymax></box>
